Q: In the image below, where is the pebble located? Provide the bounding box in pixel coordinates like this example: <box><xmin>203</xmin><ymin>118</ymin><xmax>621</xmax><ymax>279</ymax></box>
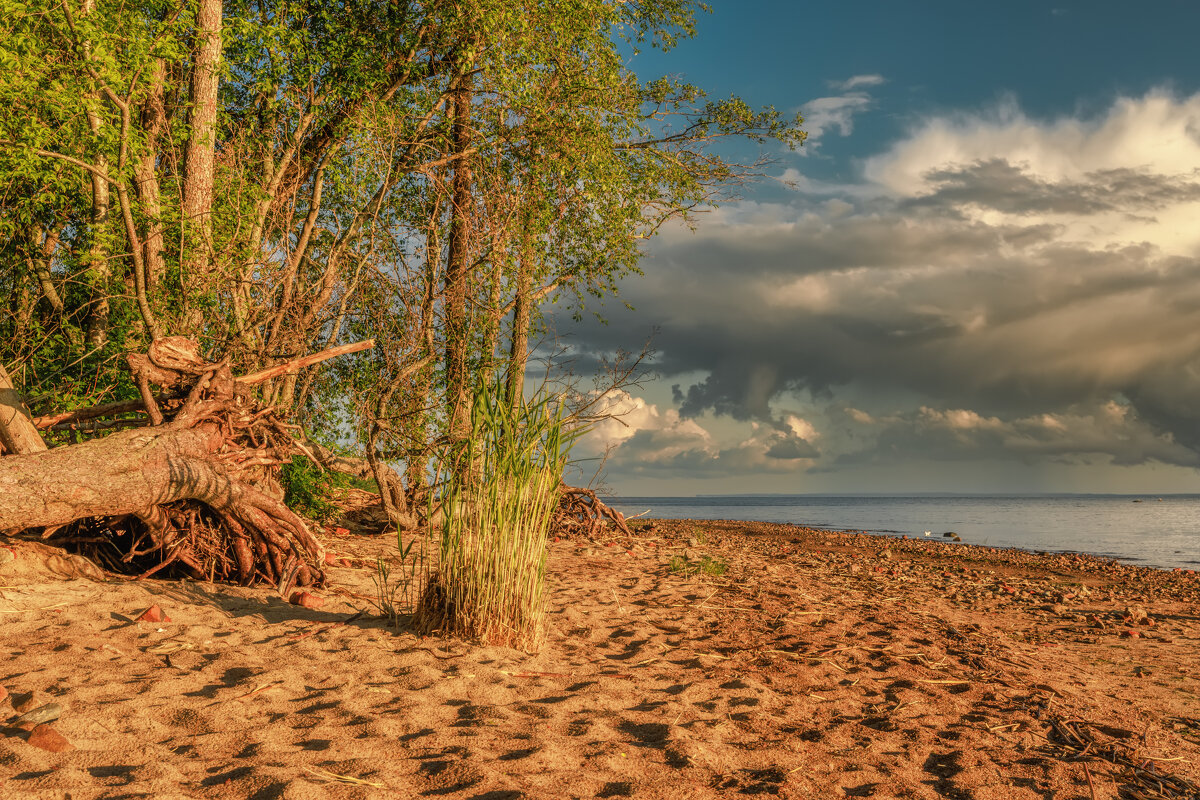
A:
<box><xmin>12</xmin><ymin>691</ymin><xmax>46</xmax><ymax>714</ymax></box>
<box><xmin>27</xmin><ymin>723</ymin><xmax>72</xmax><ymax>753</ymax></box>
<box><xmin>13</xmin><ymin>702</ymin><xmax>62</xmax><ymax>730</ymax></box>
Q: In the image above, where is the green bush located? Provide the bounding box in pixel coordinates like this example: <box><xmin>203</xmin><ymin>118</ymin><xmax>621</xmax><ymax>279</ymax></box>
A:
<box><xmin>280</xmin><ymin>456</ymin><xmax>352</xmax><ymax>523</ymax></box>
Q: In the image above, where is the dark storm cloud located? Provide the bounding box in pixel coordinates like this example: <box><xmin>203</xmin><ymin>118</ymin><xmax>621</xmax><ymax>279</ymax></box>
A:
<box><xmin>557</xmin><ymin>94</ymin><xmax>1200</xmax><ymax>476</ymax></box>
<box><xmin>560</xmin><ymin>182</ymin><xmax>1200</xmax><ymax>467</ymax></box>
<box><xmin>824</xmin><ymin>403</ymin><xmax>1200</xmax><ymax>470</ymax></box>
<box><xmin>907</xmin><ymin>159</ymin><xmax>1200</xmax><ymax>217</ymax></box>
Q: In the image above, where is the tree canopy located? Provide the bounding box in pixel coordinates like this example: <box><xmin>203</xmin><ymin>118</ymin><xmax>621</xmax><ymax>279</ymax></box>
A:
<box><xmin>0</xmin><ymin>0</ymin><xmax>804</xmax><ymax>499</ymax></box>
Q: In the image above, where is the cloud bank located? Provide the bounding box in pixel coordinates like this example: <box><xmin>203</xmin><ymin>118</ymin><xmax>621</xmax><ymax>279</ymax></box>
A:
<box><xmin>566</xmin><ymin>91</ymin><xmax>1200</xmax><ymax>488</ymax></box>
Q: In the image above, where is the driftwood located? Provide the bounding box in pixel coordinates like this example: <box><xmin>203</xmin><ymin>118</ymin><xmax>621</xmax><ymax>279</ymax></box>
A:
<box><xmin>551</xmin><ymin>485</ymin><xmax>632</xmax><ymax>538</ymax></box>
<box><xmin>0</xmin><ymin>338</ymin><xmax>373</xmax><ymax>591</ymax></box>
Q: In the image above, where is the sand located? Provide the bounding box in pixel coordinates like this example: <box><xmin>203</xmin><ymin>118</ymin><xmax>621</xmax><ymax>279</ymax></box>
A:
<box><xmin>2</xmin><ymin>518</ymin><xmax>1199</xmax><ymax>799</ymax></box>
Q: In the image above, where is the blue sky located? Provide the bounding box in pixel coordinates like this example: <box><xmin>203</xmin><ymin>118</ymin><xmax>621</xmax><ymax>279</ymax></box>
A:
<box><xmin>562</xmin><ymin>2</ymin><xmax>1200</xmax><ymax>495</ymax></box>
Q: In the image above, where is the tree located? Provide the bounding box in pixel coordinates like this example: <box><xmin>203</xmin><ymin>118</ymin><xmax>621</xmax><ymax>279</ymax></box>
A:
<box><xmin>0</xmin><ymin>0</ymin><xmax>803</xmax><ymax>573</ymax></box>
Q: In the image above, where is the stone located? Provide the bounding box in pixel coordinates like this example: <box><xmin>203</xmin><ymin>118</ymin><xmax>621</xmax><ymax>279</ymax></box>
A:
<box><xmin>289</xmin><ymin>591</ymin><xmax>324</xmax><ymax>609</ymax></box>
<box><xmin>13</xmin><ymin>702</ymin><xmax>62</xmax><ymax>730</ymax></box>
<box><xmin>1125</xmin><ymin>605</ymin><xmax>1149</xmax><ymax>624</ymax></box>
<box><xmin>12</xmin><ymin>691</ymin><xmax>44</xmax><ymax>714</ymax></box>
<box><xmin>27</xmin><ymin>724</ymin><xmax>72</xmax><ymax>753</ymax></box>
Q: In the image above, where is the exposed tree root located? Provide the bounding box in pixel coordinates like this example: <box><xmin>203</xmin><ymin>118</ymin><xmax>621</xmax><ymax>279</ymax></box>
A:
<box><xmin>551</xmin><ymin>485</ymin><xmax>632</xmax><ymax>538</ymax></box>
<box><xmin>0</xmin><ymin>337</ymin><xmax>372</xmax><ymax>592</ymax></box>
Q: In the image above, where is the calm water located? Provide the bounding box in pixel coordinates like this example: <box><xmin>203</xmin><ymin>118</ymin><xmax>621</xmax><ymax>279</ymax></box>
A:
<box><xmin>608</xmin><ymin>495</ymin><xmax>1200</xmax><ymax>570</ymax></box>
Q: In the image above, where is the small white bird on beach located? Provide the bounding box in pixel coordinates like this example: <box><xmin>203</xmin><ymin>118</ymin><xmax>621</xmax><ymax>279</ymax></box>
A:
<box><xmin>923</xmin><ymin>530</ymin><xmax>932</xmax><ymax>536</ymax></box>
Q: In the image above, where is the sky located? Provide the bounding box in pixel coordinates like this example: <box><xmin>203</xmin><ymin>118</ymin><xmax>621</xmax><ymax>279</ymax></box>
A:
<box><xmin>559</xmin><ymin>1</ymin><xmax>1200</xmax><ymax>496</ymax></box>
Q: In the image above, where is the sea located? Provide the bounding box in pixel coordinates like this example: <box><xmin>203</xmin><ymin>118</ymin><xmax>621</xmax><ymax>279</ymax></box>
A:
<box><xmin>607</xmin><ymin>494</ymin><xmax>1200</xmax><ymax>571</ymax></box>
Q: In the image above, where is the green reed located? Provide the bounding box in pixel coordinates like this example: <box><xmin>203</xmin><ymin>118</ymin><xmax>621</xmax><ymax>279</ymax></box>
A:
<box><xmin>417</xmin><ymin>381</ymin><xmax>573</xmax><ymax>651</ymax></box>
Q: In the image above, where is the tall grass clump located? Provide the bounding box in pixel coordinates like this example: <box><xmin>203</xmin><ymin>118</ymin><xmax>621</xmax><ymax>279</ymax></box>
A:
<box><xmin>416</xmin><ymin>382</ymin><xmax>573</xmax><ymax>651</ymax></box>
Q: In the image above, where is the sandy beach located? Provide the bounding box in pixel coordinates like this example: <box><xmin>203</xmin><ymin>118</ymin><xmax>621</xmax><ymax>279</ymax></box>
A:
<box><xmin>3</xmin><ymin>516</ymin><xmax>1199</xmax><ymax>799</ymax></box>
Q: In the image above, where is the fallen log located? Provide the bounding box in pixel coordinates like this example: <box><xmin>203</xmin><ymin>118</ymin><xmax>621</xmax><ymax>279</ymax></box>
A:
<box><xmin>0</xmin><ymin>338</ymin><xmax>374</xmax><ymax>591</ymax></box>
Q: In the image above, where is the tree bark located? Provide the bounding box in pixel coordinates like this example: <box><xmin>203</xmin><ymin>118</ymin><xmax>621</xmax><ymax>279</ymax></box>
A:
<box><xmin>443</xmin><ymin>72</ymin><xmax>473</xmax><ymax>445</ymax></box>
<box><xmin>507</xmin><ymin>228</ymin><xmax>534</xmax><ymax>410</ymax></box>
<box><xmin>0</xmin><ymin>421</ymin><xmax>322</xmax><ymax>588</ymax></box>
<box><xmin>181</xmin><ymin>0</ymin><xmax>222</xmax><ymax>292</ymax></box>
<box><xmin>0</xmin><ymin>364</ymin><xmax>47</xmax><ymax>456</ymax></box>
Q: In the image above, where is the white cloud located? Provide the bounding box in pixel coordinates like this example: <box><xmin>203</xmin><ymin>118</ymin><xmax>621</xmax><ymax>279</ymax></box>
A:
<box><xmin>797</xmin><ymin>77</ymin><xmax>886</xmax><ymax>154</ymax></box>
<box><xmin>863</xmin><ymin>91</ymin><xmax>1200</xmax><ymax>254</ymax></box>
<box><xmin>577</xmin><ymin>390</ymin><xmax>820</xmax><ymax>476</ymax></box>
<box><xmin>838</xmin><ymin>401</ymin><xmax>1200</xmax><ymax>468</ymax></box>
<box><xmin>829</xmin><ymin>74</ymin><xmax>886</xmax><ymax>91</ymax></box>
<box><xmin>581</xmin><ymin>389</ymin><xmax>712</xmax><ymax>454</ymax></box>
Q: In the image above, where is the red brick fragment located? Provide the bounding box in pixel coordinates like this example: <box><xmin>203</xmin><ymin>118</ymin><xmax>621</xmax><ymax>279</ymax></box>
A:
<box><xmin>136</xmin><ymin>605</ymin><xmax>170</xmax><ymax>623</ymax></box>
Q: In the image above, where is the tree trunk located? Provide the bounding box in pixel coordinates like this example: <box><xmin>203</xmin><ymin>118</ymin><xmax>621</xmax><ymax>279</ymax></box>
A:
<box><xmin>0</xmin><ymin>338</ymin><xmax>375</xmax><ymax>589</ymax></box>
<box><xmin>0</xmin><ymin>422</ymin><xmax>322</xmax><ymax>587</ymax></box>
<box><xmin>506</xmin><ymin>230</ymin><xmax>534</xmax><ymax>410</ymax></box>
<box><xmin>81</xmin><ymin>0</ymin><xmax>111</xmax><ymax>349</ymax></box>
<box><xmin>135</xmin><ymin>57</ymin><xmax>168</xmax><ymax>290</ymax></box>
<box><xmin>181</xmin><ymin>0</ymin><xmax>222</xmax><ymax>297</ymax></box>
<box><xmin>443</xmin><ymin>73</ymin><xmax>473</xmax><ymax>445</ymax></box>
<box><xmin>0</xmin><ymin>364</ymin><xmax>47</xmax><ymax>456</ymax></box>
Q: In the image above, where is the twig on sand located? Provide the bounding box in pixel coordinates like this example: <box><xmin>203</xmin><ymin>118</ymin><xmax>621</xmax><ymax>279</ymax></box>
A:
<box><xmin>501</xmin><ymin>670</ymin><xmax>571</xmax><ymax>678</ymax></box>
<box><xmin>304</xmin><ymin>766</ymin><xmax>384</xmax><ymax>788</ymax></box>
<box><xmin>231</xmin><ymin>681</ymin><xmax>283</xmax><ymax>702</ymax></box>
<box><xmin>1083</xmin><ymin>763</ymin><xmax>1098</xmax><ymax>800</ymax></box>
<box><xmin>610</xmin><ymin>588</ymin><xmax>626</xmax><ymax>613</ymax></box>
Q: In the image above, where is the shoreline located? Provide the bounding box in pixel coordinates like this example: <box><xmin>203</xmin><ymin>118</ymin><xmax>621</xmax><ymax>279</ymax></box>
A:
<box><xmin>640</xmin><ymin>515</ymin><xmax>1200</xmax><ymax>574</ymax></box>
<box><xmin>610</xmin><ymin>495</ymin><xmax>1200</xmax><ymax>571</ymax></box>
<box><xmin>2</xmin><ymin>518</ymin><xmax>1198</xmax><ymax>798</ymax></box>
